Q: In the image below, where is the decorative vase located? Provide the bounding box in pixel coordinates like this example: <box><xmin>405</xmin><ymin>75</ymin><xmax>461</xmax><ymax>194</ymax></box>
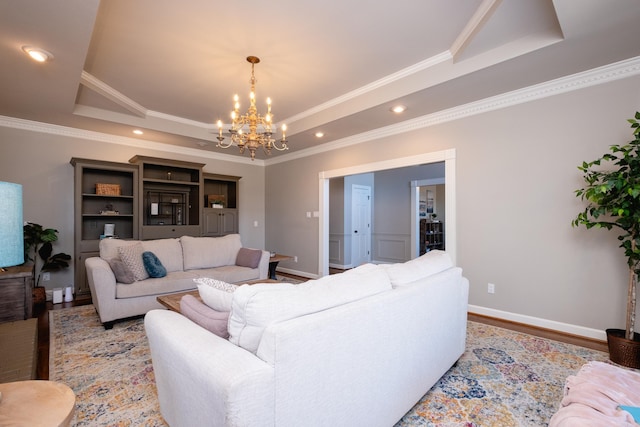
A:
<box><xmin>64</xmin><ymin>286</ymin><xmax>73</xmax><ymax>302</ymax></box>
<box><xmin>606</xmin><ymin>328</ymin><xmax>640</xmax><ymax>369</ymax></box>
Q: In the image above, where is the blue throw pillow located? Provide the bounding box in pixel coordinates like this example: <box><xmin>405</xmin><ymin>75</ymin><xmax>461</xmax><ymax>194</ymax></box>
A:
<box><xmin>142</xmin><ymin>251</ymin><xmax>167</xmax><ymax>278</ymax></box>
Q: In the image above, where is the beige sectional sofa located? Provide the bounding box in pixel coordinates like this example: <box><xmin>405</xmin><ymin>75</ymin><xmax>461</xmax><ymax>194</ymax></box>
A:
<box><xmin>85</xmin><ymin>234</ymin><xmax>269</xmax><ymax>328</ymax></box>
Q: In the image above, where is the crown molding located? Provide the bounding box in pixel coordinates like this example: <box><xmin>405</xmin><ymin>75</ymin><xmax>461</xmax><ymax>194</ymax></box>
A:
<box><xmin>0</xmin><ymin>115</ymin><xmax>263</xmax><ymax>166</ymax></box>
<box><xmin>266</xmin><ymin>55</ymin><xmax>640</xmax><ymax>166</ymax></box>
<box><xmin>80</xmin><ymin>71</ymin><xmax>147</xmax><ymax>117</ymax></box>
<box><xmin>283</xmin><ymin>51</ymin><xmax>453</xmax><ymax>125</ymax></box>
<box><xmin>1</xmin><ymin>56</ymin><xmax>638</xmax><ymax>167</ymax></box>
<box><xmin>450</xmin><ymin>0</ymin><xmax>503</xmax><ymax>60</ymax></box>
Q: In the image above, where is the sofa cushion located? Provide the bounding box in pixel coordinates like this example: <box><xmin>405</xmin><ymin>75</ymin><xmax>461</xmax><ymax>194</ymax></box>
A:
<box><xmin>180</xmin><ymin>294</ymin><xmax>230</xmax><ymax>338</ymax></box>
<box><xmin>236</xmin><ymin>248</ymin><xmax>262</xmax><ymax>269</ymax></box>
<box><xmin>117</xmin><ymin>243</ymin><xmax>149</xmax><ymax>281</ymax></box>
<box><xmin>143</xmin><ymin>251</ymin><xmax>167</xmax><ymax>278</ymax></box>
<box><xmin>195</xmin><ymin>277</ymin><xmax>238</xmax><ymax>312</ymax></box>
<box><xmin>194</xmin><ymin>266</ymin><xmax>261</xmax><ymax>284</ymax></box>
<box><xmin>141</xmin><ymin>238</ymin><xmax>183</xmax><ymax>273</ymax></box>
<box><xmin>107</xmin><ymin>257</ymin><xmax>135</xmax><ymax>284</ymax></box>
<box><xmin>99</xmin><ymin>238</ymin><xmax>136</xmax><ymax>260</ymax></box>
<box><xmin>382</xmin><ymin>250</ymin><xmax>453</xmax><ymax>287</ymax></box>
<box><xmin>181</xmin><ymin>234</ymin><xmax>242</xmax><ymax>270</ymax></box>
<box><xmin>115</xmin><ymin>271</ymin><xmax>199</xmax><ymax>299</ymax></box>
<box><xmin>228</xmin><ymin>263</ymin><xmax>392</xmax><ymax>354</ymax></box>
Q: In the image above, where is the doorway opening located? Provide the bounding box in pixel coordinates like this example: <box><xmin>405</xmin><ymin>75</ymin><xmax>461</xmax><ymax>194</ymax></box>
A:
<box><xmin>319</xmin><ymin>149</ymin><xmax>457</xmax><ymax>277</ymax></box>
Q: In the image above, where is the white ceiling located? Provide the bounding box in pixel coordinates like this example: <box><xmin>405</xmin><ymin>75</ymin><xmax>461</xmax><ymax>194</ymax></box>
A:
<box><xmin>1</xmin><ymin>0</ymin><xmax>640</xmax><ymax>161</ymax></box>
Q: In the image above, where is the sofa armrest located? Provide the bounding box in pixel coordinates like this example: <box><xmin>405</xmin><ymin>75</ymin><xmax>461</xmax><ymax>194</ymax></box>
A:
<box><xmin>85</xmin><ymin>257</ymin><xmax>117</xmax><ymax>322</ymax></box>
<box><xmin>144</xmin><ymin>310</ymin><xmax>275</xmax><ymax>426</ymax></box>
<box><xmin>256</xmin><ymin>249</ymin><xmax>270</xmax><ymax>280</ymax></box>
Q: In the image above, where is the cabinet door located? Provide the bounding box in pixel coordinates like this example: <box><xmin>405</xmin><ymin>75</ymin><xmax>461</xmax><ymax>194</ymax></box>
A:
<box><xmin>219</xmin><ymin>209</ymin><xmax>238</xmax><ymax>235</ymax></box>
<box><xmin>203</xmin><ymin>209</ymin><xmax>237</xmax><ymax>236</ymax></box>
<box><xmin>203</xmin><ymin>209</ymin><xmax>222</xmax><ymax>235</ymax></box>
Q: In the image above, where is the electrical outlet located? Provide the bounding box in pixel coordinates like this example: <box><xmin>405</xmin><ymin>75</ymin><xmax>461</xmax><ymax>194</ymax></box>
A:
<box><xmin>42</xmin><ymin>272</ymin><xmax>51</xmax><ymax>281</ymax></box>
<box><xmin>487</xmin><ymin>283</ymin><xmax>495</xmax><ymax>294</ymax></box>
<box><xmin>294</xmin><ymin>256</ymin><xmax>298</xmax><ymax>263</ymax></box>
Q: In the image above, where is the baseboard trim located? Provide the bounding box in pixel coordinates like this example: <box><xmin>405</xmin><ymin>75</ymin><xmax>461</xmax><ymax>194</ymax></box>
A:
<box><xmin>329</xmin><ymin>263</ymin><xmax>353</xmax><ymax>270</ymax></box>
<box><xmin>468</xmin><ymin>305</ymin><xmax>608</xmax><ymax>352</ymax></box>
<box><xmin>276</xmin><ymin>267</ymin><xmax>320</xmax><ymax>280</ymax></box>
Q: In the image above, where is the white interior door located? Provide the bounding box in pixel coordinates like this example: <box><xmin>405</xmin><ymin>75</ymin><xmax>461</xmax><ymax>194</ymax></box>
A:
<box><xmin>351</xmin><ymin>185</ymin><xmax>371</xmax><ymax>266</ymax></box>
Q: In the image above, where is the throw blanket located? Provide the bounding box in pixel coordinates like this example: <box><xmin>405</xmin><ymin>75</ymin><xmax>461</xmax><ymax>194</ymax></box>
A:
<box><xmin>549</xmin><ymin>361</ymin><xmax>640</xmax><ymax>426</ymax></box>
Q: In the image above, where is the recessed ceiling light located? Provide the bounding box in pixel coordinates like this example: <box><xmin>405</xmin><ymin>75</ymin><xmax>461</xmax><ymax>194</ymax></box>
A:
<box><xmin>22</xmin><ymin>46</ymin><xmax>53</xmax><ymax>63</ymax></box>
<box><xmin>132</xmin><ymin>129</ymin><xmax>143</xmax><ymax>135</ymax></box>
<box><xmin>391</xmin><ymin>105</ymin><xmax>407</xmax><ymax>114</ymax></box>
<box><xmin>315</xmin><ymin>131</ymin><xmax>324</xmax><ymax>138</ymax></box>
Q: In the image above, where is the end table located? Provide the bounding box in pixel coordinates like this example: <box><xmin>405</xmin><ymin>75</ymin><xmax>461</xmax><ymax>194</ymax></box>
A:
<box><xmin>0</xmin><ymin>380</ymin><xmax>75</xmax><ymax>426</ymax></box>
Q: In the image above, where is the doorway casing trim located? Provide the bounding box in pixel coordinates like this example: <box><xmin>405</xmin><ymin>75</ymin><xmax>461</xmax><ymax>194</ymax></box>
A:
<box><xmin>319</xmin><ymin>149</ymin><xmax>456</xmax><ymax>276</ymax></box>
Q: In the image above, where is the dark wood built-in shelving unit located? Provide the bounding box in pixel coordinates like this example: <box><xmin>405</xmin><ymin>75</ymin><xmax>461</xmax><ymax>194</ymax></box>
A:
<box><xmin>70</xmin><ymin>158</ymin><xmax>139</xmax><ymax>297</ymax></box>
<box><xmin>420</xmin><ymin>219</ymin><xmax>444</xmax><ymax>255</ymax></box>
<box><xmin>70</xmin><ymin>156</ymin><xmax>242</xmax><ymax>298</ymax></box>
<box><xmin>129</xmin><ymin>156</ymin><xmax>204</xmax><ymax>240</ymax></box>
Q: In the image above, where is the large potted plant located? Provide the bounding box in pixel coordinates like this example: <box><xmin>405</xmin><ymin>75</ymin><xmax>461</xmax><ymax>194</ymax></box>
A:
<box><xmin>23</xmin><ymin>222</ymin><xmax>71</xmax><ymax>288</ymax></box>
<box><xmin>572</xmin><ymin>112</ymin><xmax>640</xmax><ymax>368</ymax></box>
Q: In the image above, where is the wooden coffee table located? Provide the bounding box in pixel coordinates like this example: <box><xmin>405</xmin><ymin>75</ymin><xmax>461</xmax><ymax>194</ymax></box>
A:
<box><xmin>157</xmin><ymin>278</ymin><xmax>279</xmax><ymax>314</ymax></box>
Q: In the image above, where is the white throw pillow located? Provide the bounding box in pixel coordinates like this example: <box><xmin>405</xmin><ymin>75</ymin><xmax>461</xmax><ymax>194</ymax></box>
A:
<box><xmin>382</xmin><ymin>250</ymin><xmax>453</xmax><ymax>287</ymax></box>
<box><xmin>195</xmin><ymin>277</ymin><xmax>238</xmax><ymax>312</ymax></box>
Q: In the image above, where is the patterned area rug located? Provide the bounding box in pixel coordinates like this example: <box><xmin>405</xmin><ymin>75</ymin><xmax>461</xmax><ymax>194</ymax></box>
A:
<box><xmin>396</xmin><ymin>322</ymin><xmax>608</xmax><ymax>426</ymax></box>
<box><xmin>50</xmin><ymin>306</ymin><xmax>608</xmax><ymax>426</ymax></box>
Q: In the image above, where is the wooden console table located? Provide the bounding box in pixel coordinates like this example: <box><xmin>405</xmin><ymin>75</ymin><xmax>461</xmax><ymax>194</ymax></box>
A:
<box><xmin>0</xmin><ymin>264</ymin><xmax>33</xmax><ymax>323</ymax></box>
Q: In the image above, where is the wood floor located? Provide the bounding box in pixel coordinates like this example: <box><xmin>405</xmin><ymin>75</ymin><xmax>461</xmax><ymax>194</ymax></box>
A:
<box><xmin>35</xmin><ymin>278</ymin><xmax>609</xmax><ymax>380</ymax></box>
<box><xmin>34</xmin><ymin>296</ymin><xmax>92</xmax><ymax>380</ymax></box>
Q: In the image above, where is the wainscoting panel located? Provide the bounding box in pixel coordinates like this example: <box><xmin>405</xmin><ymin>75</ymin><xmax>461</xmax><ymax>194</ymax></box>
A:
<box><xmin>329</xmin><ymin>234</ymin><xmax>343</xmax><ymax>265</ymax></box>
<box><xmin>373</xmin><ymin>233</ymin><xmax>411</xmax><ymax>263</ymax></box>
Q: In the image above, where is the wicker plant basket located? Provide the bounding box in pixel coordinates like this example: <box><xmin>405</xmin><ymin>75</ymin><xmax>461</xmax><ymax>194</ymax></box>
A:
<box><xmin>606</xmin><ymin>328</ymin><xmax>640</xmax><ymax>369</ymax></box>
<box><xmin>96</xmin><ymin>183</ymin><xmax>121</xmax><ymax>196</ymax></box>
<box><xmin>32</xmin><ymin>286</ymin><xmax>46</xmax><ymax>305</ymax></box>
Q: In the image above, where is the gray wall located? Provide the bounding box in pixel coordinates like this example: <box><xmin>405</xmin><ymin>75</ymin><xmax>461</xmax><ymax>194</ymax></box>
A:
<box><xmin>265</xmin><ymin>74</ymin><xmax>640</xmax><ymax>337</ymax></box>
<box><xmin>0</xmin><ymin>131</ymin><xmax>265</xmax><ymax>291</ymax></box>
<box><xmin>1</xmin><ymin>67</ymin><xmax>639</xmax><ymax>339</ymax></box>
<box><xmin>372</xmin><ymin>164</ymin><xmax>444</xmax><ymax>262</ymax></box>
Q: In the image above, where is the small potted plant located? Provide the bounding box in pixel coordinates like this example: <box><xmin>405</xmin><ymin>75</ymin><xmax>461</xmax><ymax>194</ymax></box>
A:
<box><xmin>23</xmin><ymin>222</ymin><xmax>71</xmax><ymax>289</ymax></box>
<box><xmin>572</xmin><ymin>112</ymin><xmax>640</xmax><ymax>368</ymax></box>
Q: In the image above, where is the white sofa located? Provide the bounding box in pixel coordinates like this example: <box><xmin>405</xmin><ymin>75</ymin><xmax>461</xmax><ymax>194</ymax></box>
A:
<box><xmin>144</xmin><ymin>250</ymin><xmax>469</xmax><ymax>427</ymax></box>
<box><xmin>86</xmin><ymin>234</ymin><xmax>269</xmax><ymax>328</ymax></box>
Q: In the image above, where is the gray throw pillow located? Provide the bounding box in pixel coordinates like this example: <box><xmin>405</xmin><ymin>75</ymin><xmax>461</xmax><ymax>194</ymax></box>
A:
<box><xmin>117</xmin><ymin>243</ymin><xmax>149</xmax><ymax>281</ymax></box>
<box><xmin>235</xmin><ymin>247</ymin><xmax>262</xmax><ymax>269</ymax></box>
<box><xmin>107</xmin><ymin>257</ymin><xmax>135</xmax><ymax>284</ymax></box>
<box><xmin>180</xmin><ymin>294</ymin><xmax>230</xmax><ymax>338</ymax></box>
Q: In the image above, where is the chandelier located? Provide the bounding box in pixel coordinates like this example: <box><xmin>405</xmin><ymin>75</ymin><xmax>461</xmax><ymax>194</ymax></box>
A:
<box><xmin>216</xmin><ymin>56</ymin><xmax>288</xmax><ymax>160</ymax></box>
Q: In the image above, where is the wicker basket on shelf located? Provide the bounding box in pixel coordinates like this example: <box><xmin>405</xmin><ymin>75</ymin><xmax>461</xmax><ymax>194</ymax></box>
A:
<box><xmin>96</xmin><ymin>183</ymin><xmax>121</xmax><ymax>196</ymax></box>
